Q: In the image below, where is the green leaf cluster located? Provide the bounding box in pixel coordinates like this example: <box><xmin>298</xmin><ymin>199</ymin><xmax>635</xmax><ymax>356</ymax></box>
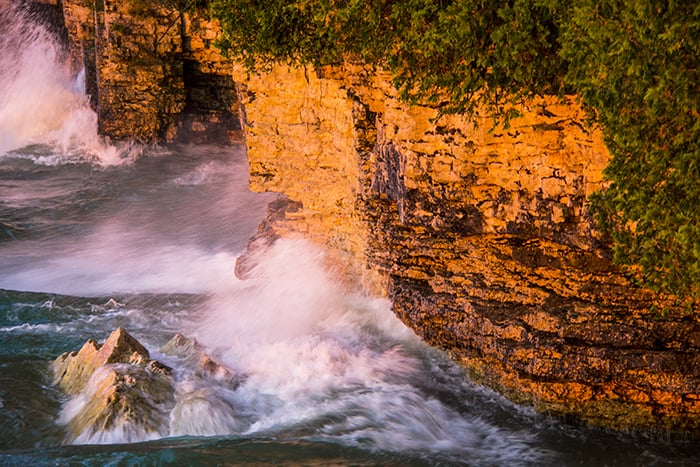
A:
<box><xmin>210</xmin><ymin>0</ymin><xmax>565</xmax><ymax>117</ymax></box>
<box><xmin>208</xmin><ymin>0</ymin><xmax>700</xmax><ymax>300</ymax></box>
<box><xmin>562</xmin><ymin>1</ymin><xmax>700</xmax><ymax>298</ymax></box>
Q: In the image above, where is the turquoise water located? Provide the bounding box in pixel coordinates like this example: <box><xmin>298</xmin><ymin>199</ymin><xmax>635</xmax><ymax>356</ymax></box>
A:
<box><xmin>0</xmin><ymin>146</ymin><xmax>696</xmax><ymax>466</ymax></box>
<box><xmin>0</xmin><ymin>4</ymin><xmax>698</xmax><ymax>466</ymax></box>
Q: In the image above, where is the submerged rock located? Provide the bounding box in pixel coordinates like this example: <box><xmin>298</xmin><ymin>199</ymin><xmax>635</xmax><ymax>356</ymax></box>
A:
<box><xmin>161</xmin><ymin>333</ymin><xmax>239</xmax><ymax>384</ymax></box>
<box><xmin>160</xmin><ymin>332</ymin><xmax>202</xmax><ymax>357</ymax></box>
<box><xmin>169</xmin><ymin>388</ymin><xmax>247</xmax><ymax>437</ymax></box>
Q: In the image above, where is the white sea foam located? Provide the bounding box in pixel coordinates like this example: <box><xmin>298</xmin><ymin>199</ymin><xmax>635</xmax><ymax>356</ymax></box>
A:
<box><xmin>0</xmin><ymin>5</ymin><xmax>136</xmax><ymax>166</ymax></box>
<box><xmin>169</xmin><ymin>388</ymin><xmax>248</xmax><ymax>436</ymax></box>
<box><xmin>173</xmin><ymin>160</ymin><xmax>228</xmax><ymax>186</ymax></box>
<box><xmin>38</xmin><ymin>235</ymin><xmax>548</xmax><ymax>462</ymax></box>
<box><xmin>182</xmin><ymin>239</ymin><xmax>547</xmax><ymax>463</ymax></box>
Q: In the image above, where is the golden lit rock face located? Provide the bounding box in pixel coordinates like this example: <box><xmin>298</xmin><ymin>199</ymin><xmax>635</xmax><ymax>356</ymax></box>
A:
<box><xmin>61</xmin><ymin>0</ymin><xmax>243</xmax><ymax>143</ymax></box>
<box><xmin>234</xmin><ymin>63</ymin><xmax>700</xmax><ymax>432</ymax></box>
<box><xmin>56</xmin><ymin>2</ymin><xmax>700</xmax><ymax>432</ymax></box>
<box><xmin>232</xmin><ymin>64</ymin><xmax>379</xmax><ymax>291</ymax></box>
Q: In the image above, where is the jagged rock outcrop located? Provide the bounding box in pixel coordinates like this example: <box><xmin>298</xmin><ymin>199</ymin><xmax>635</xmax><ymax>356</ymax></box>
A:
<box><xmin>52</xmin><ymin>328</ymin><xmax>175</xmax><ymax>443</ymax></box>
<box><xmin>53</xmin><ymin>329</ymin><xmax>244</xmax><ymax>443</ymax></box>
<box><xmin>234</xmin><ymin>196</ymin><xmax>304</xmax><ymax>280</ymax></box>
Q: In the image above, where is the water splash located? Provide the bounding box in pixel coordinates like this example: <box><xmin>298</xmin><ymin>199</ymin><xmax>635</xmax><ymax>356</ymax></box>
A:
<box><xmin>45</xmin><ymin>238</ymin><xmax>549</xmax><ymax>463</ymax></box>
<box><xmin>0</xmin><ymin>5</ymin><xmax>135</xmax><ymax>166</ymax></box>
<box><xmin>182</xmin><ymin>239</ymin><xmax>549</xmax><ymax>464</ymax></box>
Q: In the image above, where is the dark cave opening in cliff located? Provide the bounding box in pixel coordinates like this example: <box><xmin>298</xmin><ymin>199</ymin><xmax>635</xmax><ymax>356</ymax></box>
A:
<box><xmin>176</xmin><ymin>59</ymin><xmax>242</xmax><ymax>144</ymax></box>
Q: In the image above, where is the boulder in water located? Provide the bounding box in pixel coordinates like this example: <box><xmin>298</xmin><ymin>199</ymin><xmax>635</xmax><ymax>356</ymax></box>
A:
<box><xmin>160</xmin><ymin>332</ymin><xmax>202</xmax><ymax>357</ymax></box>
<box><xmin>161</xmin><ymin>332</ymin><xmax>239</xmax><ymax>384</ymax></box>
<box><xmin>53</xmin><ymin>329</ymin><xmax>247</xmax><ymax>443</ymax></box>
<box><xmin>52</xmin><ymin>328</ymin><xmax>175</xmax><ymax>444</ymax></box>
<box><xmin>52</xmin><ymin>327</ymin><xmax>154</xmax><ymax>395</ymax></box>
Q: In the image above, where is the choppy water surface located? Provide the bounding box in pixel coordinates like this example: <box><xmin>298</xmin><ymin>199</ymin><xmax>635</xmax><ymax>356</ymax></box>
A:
<box><xmin>0</xmin><ymin>4</ymin><xmax>698</xmax><ymax>466</ymax></box>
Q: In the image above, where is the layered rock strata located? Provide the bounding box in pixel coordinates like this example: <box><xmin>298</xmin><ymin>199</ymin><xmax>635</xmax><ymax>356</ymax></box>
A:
<box><xmin>232</xmin><ymin>63</ymin><xmax>700</xmax><ymax>432</ymax></box>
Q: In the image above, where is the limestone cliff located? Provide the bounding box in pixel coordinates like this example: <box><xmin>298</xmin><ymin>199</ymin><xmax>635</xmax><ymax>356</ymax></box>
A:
<box><xmin>55</xmin><ymin>2</ymin><xmax>700</xmax><ymax>432</ymax></box>
<box><xmin>232</xmin><ymin>63</ymin><xmax>700</xmax><ymax>432</ymax></box>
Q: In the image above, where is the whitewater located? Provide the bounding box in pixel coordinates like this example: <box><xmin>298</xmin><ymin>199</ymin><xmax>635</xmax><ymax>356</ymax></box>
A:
<box><xmin>0</xmin><ymin>4</ymin><xmax>697</xmax><ymax>466</ymax></box>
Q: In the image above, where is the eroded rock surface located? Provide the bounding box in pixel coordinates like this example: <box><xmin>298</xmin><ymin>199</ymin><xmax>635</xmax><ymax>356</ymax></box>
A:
<box><xmin>52</xmin><ymin>328</ymin><xmax>246</xmax><ymax>444</ymax></box>
<box><xmin>231</xmin><ymin>63</ymin><xmax>700</xmax><ymax>433</ymax></box>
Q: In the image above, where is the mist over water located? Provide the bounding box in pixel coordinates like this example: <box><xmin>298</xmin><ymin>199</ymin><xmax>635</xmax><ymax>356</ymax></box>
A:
<box><xmin>0</xmin><ymin>4</ymin><xmax>134</xmax><ymax>164</ymax></box>
<box><xmin>1</xmin><ymin>4</ymin><xmax>698</xmax><ymax>466</ymax></box>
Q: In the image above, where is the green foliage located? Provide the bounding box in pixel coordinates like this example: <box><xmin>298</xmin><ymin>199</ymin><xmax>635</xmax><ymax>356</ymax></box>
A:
<box><xmin>562</xmin><ymin>1</ymin><xmax>700</xmax><ymax>297</ymax></box>
<box><xmin>208</xmin><ymin>0</ymin><xmax>700</xmax><ymax>300</ymax></box>
<box><xmin>210</xmin><ymin>1</ymin><xmax>565</xmax><ymax>117</ymax></box>
<box><xmin>129</xmin><ymin>0</ymin><xmax>208</xmax><ymax>17</ymax></box>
